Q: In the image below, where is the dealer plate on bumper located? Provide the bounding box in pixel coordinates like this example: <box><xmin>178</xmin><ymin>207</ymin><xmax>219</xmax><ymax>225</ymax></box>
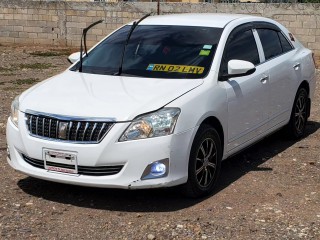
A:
<box><xmin>43</xmin><ymin>149</ymin><xmax>78</xmax><ymax>174</ymax></box>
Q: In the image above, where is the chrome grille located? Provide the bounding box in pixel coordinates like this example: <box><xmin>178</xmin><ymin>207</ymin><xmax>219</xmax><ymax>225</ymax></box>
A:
<box><xmin>25</xmin><ymin>113</ymin><xmax>114</xmax><ymax>143</ymax></box>
<box><xmin>22</xmin><ymin>154</ymin><xmax>123</xmax><ymax>176</ymax></box>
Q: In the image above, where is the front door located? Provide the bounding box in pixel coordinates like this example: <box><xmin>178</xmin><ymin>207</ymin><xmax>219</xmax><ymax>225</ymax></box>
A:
<box><xmin>219</xmin><ymin>28</ymin><xmax>269</xmax><ymax>153</ymax></box>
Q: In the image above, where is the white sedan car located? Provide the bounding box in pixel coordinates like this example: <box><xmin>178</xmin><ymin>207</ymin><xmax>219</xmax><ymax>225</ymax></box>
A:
<box><xmin>7</xmin><ymin>14</ymin><xmax>316</xmax><ymax>197</ymax></box>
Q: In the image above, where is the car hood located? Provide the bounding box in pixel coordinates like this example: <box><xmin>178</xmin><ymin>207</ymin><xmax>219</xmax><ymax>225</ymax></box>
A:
<box><xmin>20</xmin><ymin>71</ymin><xmax>203</xmax><ymax>121</ymax></box>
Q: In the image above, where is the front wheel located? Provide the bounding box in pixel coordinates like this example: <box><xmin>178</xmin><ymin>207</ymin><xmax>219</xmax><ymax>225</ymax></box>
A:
<box><xmin>286</xmin><ymin>87</ymin><xmax>308</xmax><ymax>139</ymax></box>
<box><xmin>182</xmin><ymin>125</ymin><xmax>222</xmax><ymax>198</ymax></box>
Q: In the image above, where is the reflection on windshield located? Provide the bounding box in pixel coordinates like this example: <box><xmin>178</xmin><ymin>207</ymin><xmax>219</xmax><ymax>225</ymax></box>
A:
<box><xmin>71</xmin><ymin>25</ymin><xmax>223</xmax><ymax>79</ymax></box>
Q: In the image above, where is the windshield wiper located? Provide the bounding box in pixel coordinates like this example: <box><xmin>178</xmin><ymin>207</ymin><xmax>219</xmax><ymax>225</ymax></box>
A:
<box><xmin>79</xmin><ymin>19</ymin><xmax>104</xmax><ymax>72</ymax></box>
<box><xmin>115</xmin><ymin>13</ymin><xmax>151</xmax><ymax>76</ymax></box>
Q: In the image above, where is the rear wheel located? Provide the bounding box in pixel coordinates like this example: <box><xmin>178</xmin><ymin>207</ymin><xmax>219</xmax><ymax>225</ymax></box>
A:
<box><xmin>286</xmin><ymin>87</ymin><xmax>308</xmax><ymax>139</ymax></box>
<box><xmin>182</xmin><ymin>125</ymin><xmax>222</xmax><ymax>198</ymax></box>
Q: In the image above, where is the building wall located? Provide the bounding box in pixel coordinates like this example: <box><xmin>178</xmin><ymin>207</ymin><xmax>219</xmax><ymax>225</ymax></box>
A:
<box><xmin>0</xmin><ymin>1</ymin><xmax>319</xmax><ymax>60</ymax></box>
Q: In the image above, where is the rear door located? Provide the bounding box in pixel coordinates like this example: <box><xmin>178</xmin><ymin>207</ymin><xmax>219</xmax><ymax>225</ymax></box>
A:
<box><xmin>255</xmin><ymin>27</ymin><xmax>298</xmax><ymax>128</ymax></box>
<box><xmin>219</xmin><ymin>27</ymin><xmax>269</xmax><ymax>153</ymax></box>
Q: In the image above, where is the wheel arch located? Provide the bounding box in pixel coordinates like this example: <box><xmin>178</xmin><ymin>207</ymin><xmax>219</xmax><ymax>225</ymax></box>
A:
<box><xmin>298</xmin><ymin>80</ymin><xmax>311</xmax><ymax>118</ymax></box>
<box><xmin>199</xmin><ymin>116</ymin><xmax>225</xmax><ymax>155</ymax></box>
<box><xmin>299</xmin><ymin>80</ymin><xmax>310</xmax><ymax>95</ymax></box>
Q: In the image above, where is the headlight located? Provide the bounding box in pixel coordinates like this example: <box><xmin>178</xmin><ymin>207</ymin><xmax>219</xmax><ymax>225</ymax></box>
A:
<box><xmin>119</xmin><ymin>108</ymin><xmax>180</xmax><ymax>142</ymax></box>
<box><xmin>10</xmin><ymin>96</ymin><xmax>19</xmax><ymax>127</ymax></box>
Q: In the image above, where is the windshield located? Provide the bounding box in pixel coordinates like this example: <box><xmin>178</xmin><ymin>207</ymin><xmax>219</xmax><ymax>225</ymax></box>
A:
<box><xmin>71</xmin><ymin>25</ymin><xmax>223</xmax><ymax>79</ymax></box>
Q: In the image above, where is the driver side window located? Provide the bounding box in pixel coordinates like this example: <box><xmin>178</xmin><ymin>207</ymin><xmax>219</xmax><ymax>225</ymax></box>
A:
<box><xmin>220</xmin><ymin>29</ymin><xmax>260</xmax><ymax>75</ymax></box>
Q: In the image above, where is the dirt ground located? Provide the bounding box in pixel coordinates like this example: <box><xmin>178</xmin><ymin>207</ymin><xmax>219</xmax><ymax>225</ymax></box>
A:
<box><xmin>0</xmin><ymin>45</ymin><xmax>319</xmax><ymax>239</ymax></box>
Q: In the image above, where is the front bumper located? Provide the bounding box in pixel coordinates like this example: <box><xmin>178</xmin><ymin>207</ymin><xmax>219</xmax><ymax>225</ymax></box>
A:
<box><xmin>6</xmin><ymin>115</ymin><xmax>196</xmax><ymax>189</ymax></box>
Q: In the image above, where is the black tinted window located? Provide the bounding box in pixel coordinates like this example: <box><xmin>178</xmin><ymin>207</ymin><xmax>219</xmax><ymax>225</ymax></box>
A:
<box><xmin>278</xmin><ymin>32</ymin><xmax>293</xmax><ymax>53</ymax></box>
<box><xmin>220</xmin><ymin>29</ymin><xmax>260</xmax><ymax>75</ymax></box>
<box><xmin>257</xmin><ymin>29</ymin><xmax>282</xmax><ymax>60</ymax></box>
<box><xmin>71</xmin><ymin>25</ymin><xmax>223</xmax><ymax>79</ymax></box>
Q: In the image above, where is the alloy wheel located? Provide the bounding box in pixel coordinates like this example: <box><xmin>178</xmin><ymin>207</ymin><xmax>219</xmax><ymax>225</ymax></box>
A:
<box><xmin>195</xmin><ymin>138</ymin><xmax>217</xmax><ymax>188</ymax></box>
<box><xmin>294</xmin><ymin>91</ymin><xmax>307</xmax><ymax>134</ymax></box>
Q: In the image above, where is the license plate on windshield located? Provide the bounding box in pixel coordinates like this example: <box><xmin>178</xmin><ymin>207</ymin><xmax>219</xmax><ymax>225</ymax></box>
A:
<box><xmin>43</xmin><ymin>149</ymin><xmax>78</xmax><ymax>174</ymax></box>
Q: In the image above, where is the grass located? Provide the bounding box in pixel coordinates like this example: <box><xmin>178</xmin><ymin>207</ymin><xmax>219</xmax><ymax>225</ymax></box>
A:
<box><xmin>3</xmin><ymin>86</ymin><xmax>19</xmax><ymax>91</ymax></box>
<box><xmin>51</xmin><ymin>48</ymin><xmax>75</xmax><ymax>55</ymax></box>
<box><xmin>19</xmin><ymin>63</ymin><xmax>53</xmax><ymax>70</ymax></box>
<box><xmin>13</xmin><ymin>78</ymin><xmax>39</xmax><ymax>85</ymax></box>
<box><xmin>30</xmin><ymin>51</ymin><xmax>63</xmax><ymax>57</ymax></box>
<box><xmin>0</xmin><ymin>66</ymin><xmax>12</xmax><ymax>72</ymax></box>
<box><xmin>30</xmin><ymin>49</ymin><xmax>73</xmax><ymax>57</ymax></box>
<box><xmin>2</xmin><ymin>73</ymin><xmax>16</xmax><ymax>76</ymax></box>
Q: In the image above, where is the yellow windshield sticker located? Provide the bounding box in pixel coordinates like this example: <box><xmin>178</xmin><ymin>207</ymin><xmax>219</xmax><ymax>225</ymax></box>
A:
<box><xmin>146</xmin><ymin>64</ymin><xmax>204</xmax><ymax>74</ymax></box>
<box><xmin>199</xmin><ymin>50</ymin><xmax>210</xmax><ymax>56</ymax></box>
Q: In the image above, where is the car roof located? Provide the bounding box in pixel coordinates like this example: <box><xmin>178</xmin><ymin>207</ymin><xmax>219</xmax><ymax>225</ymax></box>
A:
<box><xmin>137</xmin><ymin>13</ymin><xmax>261</xmax><ymax>28</ymax></box>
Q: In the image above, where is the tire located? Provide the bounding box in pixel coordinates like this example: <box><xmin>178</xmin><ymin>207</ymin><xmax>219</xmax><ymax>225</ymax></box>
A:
<box><xmin>286</xmin><ymin>87</ymin><xmax>308</xmax><ymax>139</ymax></box>
<box><xmin>182</xmin><ymin>124</ymin><xmax>222</xmax><ymax>198</ymax></box>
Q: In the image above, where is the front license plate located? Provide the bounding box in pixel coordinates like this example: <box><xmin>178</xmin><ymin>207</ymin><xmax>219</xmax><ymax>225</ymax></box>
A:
<box><xmin>43</xmin><ymin>149</ymin><xmax>78</xmax><ymax>174</ymax></box>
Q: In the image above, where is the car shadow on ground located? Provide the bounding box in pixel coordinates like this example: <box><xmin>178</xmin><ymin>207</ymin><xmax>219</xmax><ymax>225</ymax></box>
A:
<box><xmin>17</xmin><ymin>121</ymin><xmax>320</xmax><ymax>212</ymax></box>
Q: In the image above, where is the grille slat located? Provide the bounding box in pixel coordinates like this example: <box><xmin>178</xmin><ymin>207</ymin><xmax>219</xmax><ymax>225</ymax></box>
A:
<box><xmin>68</xmin><ymin>121</ymin><xmax>73</xmax><ymax>140</ymax></box>
<box><xmin>36</xmin><ymin>116</ymin><xmax>39</xmax><ymax>135</ymax></box>
<box><xmin>42</xmin><ymin>118</ymin><xmax>45</xmax><ymax>137</ymax></box>
<box><xmin>90</xmin><ymin>123</ymin><xmax>97</xmax><ymax>141</ymax></box>
<box><xmin>29</xmin><ymin>115</ymin><xmax>33</xmax><ymax>133</ymax></box>
<box><xmin>48</xmin><ymin>119</ymin><xmax>52</xmax><ymax>138</ymax></box>
<box><xmin>75</xmin><ymin>122</ymin><xmax>81</xmax><ymax>141</ymax></box>
<box><xmin>22</xmin><ymin>155</ymin><xmax>123</xmax><ymax>176</ymax></box>
<box><xmin>25</xmin><ymin>113</ymin><xmax>114</xmax><ymax>143</ymax></box>
<box><xmin>98</xmin><ymin>123</ymin><xmax>106</xmax><ymax>141</ymax></box>
<box><xmin>82</xmin><ymin>122</ymin><xmax>89</xmax><ymax>141</ymax></box>
<box><xmin>56</xmin><ymin>120</ymin><xmax>59</xmax><ymax>139</ymax></box>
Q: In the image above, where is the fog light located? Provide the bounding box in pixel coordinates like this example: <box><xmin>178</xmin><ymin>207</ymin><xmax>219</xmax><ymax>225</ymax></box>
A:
<box><xmin>7</xmin><ymin>145</ymin><xmax>11</xmax><ymax>160</ymax></box>
<box><xmin>141</xmin><ymin>158</ymin><xmax>169</xmax><ymax>180</ymax></box>
<box><xmin>151</xmin><ymin>163</ymin><xmax>166</xmax><ymax>176</ymax></box>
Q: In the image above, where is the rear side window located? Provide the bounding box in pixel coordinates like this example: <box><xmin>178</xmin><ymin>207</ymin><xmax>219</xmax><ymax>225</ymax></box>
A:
<box><xmin>220</xmin><ymin>29</ymin><xmax>260</xmax><ymax>75</ymax></box>
<box><xmin>257</xmin><ymin>29</ymin><xmax>283</xmax><ymax>60</ymax></box>
<box><xmin>278</xmin><ymin>32</ymin><xmax>293</xmax><ymax>53</ymax></box>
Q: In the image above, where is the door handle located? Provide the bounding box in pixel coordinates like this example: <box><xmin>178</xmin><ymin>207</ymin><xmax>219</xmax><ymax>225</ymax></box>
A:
<box><xmin>260</xmin><ymin>75</ymin><xmax>269</xmax><ymax>84</ymax></box>
<box><xmin>293</xmin><ymin>63</ymin><xmax>301</xmax><ymax>70</ymax></box>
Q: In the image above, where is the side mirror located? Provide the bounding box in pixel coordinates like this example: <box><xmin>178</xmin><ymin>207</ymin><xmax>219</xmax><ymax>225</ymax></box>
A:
<box><xmin>219</xmin><ymin>60</ymin><xmax>256</xmax><ymax>81</ymax></box>
<box><xmin>68</xmin><ymin>52</ymin><xmax>81</xmax><ymax>64</ymax></box>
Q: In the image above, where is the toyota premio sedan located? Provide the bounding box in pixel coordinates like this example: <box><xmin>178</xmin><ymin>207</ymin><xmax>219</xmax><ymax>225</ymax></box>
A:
<box><xmin>6</xmin><ymin>14</ymin><xmax>316</xmax><ymax>197</ymax></box>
